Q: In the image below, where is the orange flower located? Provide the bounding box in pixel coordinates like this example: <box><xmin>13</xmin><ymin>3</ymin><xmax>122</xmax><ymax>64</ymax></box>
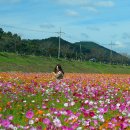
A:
<box><xmin>7</xmin><ymin>102</ymin><xmax>11</xmax><ymax>106</ymax></box>
<box><xmin>0</xmin><ymin>107</ymin><xmax>2</xmax><ymax>111</ymax></box>
<box><xmin>37</xmin><ymin>110</ymin><xmax>44</xmax><ymax>115</ymax></box>
<box><xmin>71</xmin><ymin>118</ymin><xmax>77</xmax><ymax>124</ymax></box>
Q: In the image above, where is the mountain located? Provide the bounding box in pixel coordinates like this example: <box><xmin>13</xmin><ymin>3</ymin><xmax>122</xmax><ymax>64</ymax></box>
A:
<box><xmin>0</xmin><ymin>28</ymin><xmax>130</xmax><ymax>65</ymax></box>
<box><xmin>74</xmin><ymin>41</ymin><xmax>122</xmax><ymax>63</ymax></box>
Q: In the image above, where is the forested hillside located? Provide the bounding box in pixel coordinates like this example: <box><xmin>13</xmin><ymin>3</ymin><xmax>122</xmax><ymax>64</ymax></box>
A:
<box><xmin>0</xmin><ymin>28</ymin><xmax>129</xmax><ymax>65</ymax></box>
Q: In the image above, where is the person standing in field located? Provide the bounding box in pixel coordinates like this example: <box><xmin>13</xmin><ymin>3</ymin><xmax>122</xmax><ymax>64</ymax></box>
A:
<box><xmin>53</xmin><ymin>64</ymin><xmax>64</xmax><ymax>80</ymax></box>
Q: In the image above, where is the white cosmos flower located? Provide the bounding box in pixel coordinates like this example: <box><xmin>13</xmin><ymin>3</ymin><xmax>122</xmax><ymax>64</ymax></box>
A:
<box><xmin>9</xmin><ymin>124</ymin><xmax>14</xmax><ymax>129</ymax></box>
<box><xmin>122</xmin><ymin>111</ymin><xmax>126</xmax><ymax>115</ymax></box>
<box><xmin>46</xmin><ymin>113</ymin><xmax>51</xmax><ymax>117</ymax></box>
<box><xmin>76</xmin><ymin>127</ymin><xmax>82</xmax><ymax>130</ymax></box>
<box><xmin>60</xmin><ymin>111</ymin><xmax>67</xmax><ymax>115</ymax></box>
<box><xmin>116</xmin><ymin>103</ymin><xmax>120</xmax><ymax>109</ymax></box>
<box><xmin>69</xmin><ymin>115</ymin><xmax>78</xmax><ymax>120</ymax></box>
<box><xmin>98</xmin><ymin>115</ymin><xmax>105</xmax><ymax>122</ymax></box>
<box><xmin>106</xmin><ymin>99</ymin><xmax>110</xmax><ymax>103</ymax></box>
<box><xmin>127</xmin><ymin>101</ymin><xmax>130</xmax><ymax>105</ymax></box>
<box><xmin>46</xmin><ymin>89</ymin><xmax>50</xmax><ymax>94</ymax></box>
<box><xmin>56</xmin><ymin>99</ymin><xmax>60</xmax><ymax>102</ymax></box>
<box><xmin>64</xmin><ymin>103</ymin><xmax>69</xmax><ymax>107</ymax></box>
<box><xmin>99</xmin><ymin>100</ymin><xmax>103</xmax><ymax>104</ymax></box>
<box><xmin>13</xmin><ymin>126</ymin><xmax>18</xmax><ymax>130</ymax></box>
<box><xmin>92</xmin><ymin>115</ymin><xmax>98</xmax><ymax>119</ymax></box>
<box><xmin>128</xmin><ymin>113</ymin><xmax>130</xmax><ymax>117</ymax></box>
<box><xmin>54</xmin><ymin>111</ymin><xmax>58</xmax><ymax>114</ymax></box>
<box><xmin>70</xmin><ymin>101</ymin><xmax>75</xmax><ymax>106</ymax></box>
<box><xmin>29</xmin><ymin>119</ymin><xmax>34</xmax><ymax>125</ymax></box>
<box><xmin>84</xmin><ymin>100</ymin><xmax>89</xmax><ymax>104</ymax></box>
<box><xmin>53</xmin><ymin>117</ymin><xmax>62</xmax><ymax>127</ymax></box>
<box><xmin>89</xmin><ymin>101</ymin><xmax>93</xmax><ymax>105</ymax></box>
<box><xmin>82</xmin><ymin>120</ymin><xmax>90</xmax><ymax>126</ymax></box>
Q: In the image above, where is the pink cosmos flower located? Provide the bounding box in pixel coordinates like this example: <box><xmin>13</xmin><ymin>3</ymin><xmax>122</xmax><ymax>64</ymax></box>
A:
<box><xmin>7</xmin><ymin>115</ymin><xmax>13</xmax><ymax>120</ymax></box>
<box><xmin>89</xmin><ymin>126</ymin><xmax>96</xmax><ymax>130</ymax></box>
<box><xmin>42</xmin><ymin>104</ymin><xmax>47</xmax><ymax>109</ymax></box>
<box><xmin>26</xmin><ymin>110</ymin><xmax>34</xmax><ymax>119</ymax></box>
<box><xmin>71</xmin><ymin>123</ymin><xmax>79</xmax><ymax>129</ymax></box>
<box><xmin>61</xmin><ymin>126</ymin><xmax>74</xmax><ymax>130</ymax></box>
<box><xmin>55</xmin><ymin>85</ymin><xmax>60</xmax><ymax>91</ymax></box>
<box><xmin>111</xmin><ymin>117</ymin><xmax>117</xmax><ymax>123</ymax></box>
<box><xmin>110</xmin><ymin>104</ymin><xmax>116</xmax><ymax>111</ymax></box>
<box><xmin>1</xmin><ymin>119</ymin><xmax>10</xmax><ymax>128</ymax></box>
<box><xmin>43</xmin><ymin>118</ymin><xmax>50</xmax><ymax>125</ymax></box>
<box><xmin>93</xmin><ymin>120</ymin><xmax>98</xmax><ymax>126</ymax></box>
<box><xmin>121</xmin><ymin>122</ymin><xmax>128</xmax><ymax>129</ymax></box>
<box><xmin>108</xmin><ymin>122</ymin><xmax>115</xmax><ymax>129</ymax></box>
<box><xmin>98</xmin><ymin>108</ymin><xmax>105</xmax><ymax>114</ymax></box>
<box><xmin>30</xmin><ymin>127</ymin><xmax>37</xmax><ymax>130</ymax></box>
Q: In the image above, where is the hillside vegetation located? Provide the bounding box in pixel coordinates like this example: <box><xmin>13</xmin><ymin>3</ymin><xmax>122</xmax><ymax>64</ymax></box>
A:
<box><xmin>0</xmin><ymin>52</ymin><xmax>130</xmax><ymax>74</ymax></box>
<box><xmin>0</xmin><ymin>28</ymin><xmax>130</xmax><ymax>65</ymax></box>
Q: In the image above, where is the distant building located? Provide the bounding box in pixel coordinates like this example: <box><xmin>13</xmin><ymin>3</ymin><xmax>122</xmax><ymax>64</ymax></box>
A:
<box><xmin>89</xmin><ymin>58</ymin><xmax>96</xmax><ymax>62</ymax></box>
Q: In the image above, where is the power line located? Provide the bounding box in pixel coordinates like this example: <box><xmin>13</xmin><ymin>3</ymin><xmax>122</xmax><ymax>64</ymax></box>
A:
<box><xmin>0</xmin><ymin>24</ymin><xmax>55</xmax><ymax>33</ymax></box>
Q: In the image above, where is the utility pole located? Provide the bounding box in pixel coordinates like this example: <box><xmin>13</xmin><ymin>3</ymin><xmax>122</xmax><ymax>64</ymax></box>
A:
<box><xmin>102</xmin><ymin>41</ymin><xmax>118</xmax><ymax>64</ymax></box>
<box><xmin>110</xmin><ymin>42</ymin><xmax>113</xmax><ymax>64</ymax></box>
<box><xmin>80</xmin><ymin>43</ymin><xmax>82</xmax><ymax>61</ymax></box>
<box><xmin>58</xmin><ymin>28</ymin><xmax>61</xmax><ymax>59</ymax></box>
<box><xmin>109</xmin><ymin>41</ymin><xmax>118</xmax><ymax>64</ymax></box>
<box><xmin>55</xmin><ymin>28</ymin><xmax>65</xmax><ymax>59</ymax></box>
<box><xmin>76</xmin><ymin>52</ymin><xmax>77</xmax><ymax>60</ymax></box>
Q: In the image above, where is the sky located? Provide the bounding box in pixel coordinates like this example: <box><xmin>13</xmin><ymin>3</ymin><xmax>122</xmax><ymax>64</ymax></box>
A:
<box><xmin>0</xmin><ymin>0</ymin><xmax>130</xmax><ymax>55</ymax></box>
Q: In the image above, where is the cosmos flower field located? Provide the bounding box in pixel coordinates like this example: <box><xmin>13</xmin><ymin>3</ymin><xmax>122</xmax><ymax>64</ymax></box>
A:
<box><xmin>0</xmin><ymin>72</ymin><xmax>130</xmax><ymax>130</ymax></box>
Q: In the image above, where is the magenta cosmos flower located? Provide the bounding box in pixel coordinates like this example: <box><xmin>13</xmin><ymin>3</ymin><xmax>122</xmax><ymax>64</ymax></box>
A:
<box><xmin>26</xmin><ymin>110</ymin><xmax>34</xmax><ymax>119</ymax></box>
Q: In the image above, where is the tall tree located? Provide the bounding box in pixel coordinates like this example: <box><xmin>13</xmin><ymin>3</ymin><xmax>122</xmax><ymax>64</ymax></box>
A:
<box><xmin>0</xmin><ymin>28</ymin><xmax>4</xmax><ymax>39</ymax></box>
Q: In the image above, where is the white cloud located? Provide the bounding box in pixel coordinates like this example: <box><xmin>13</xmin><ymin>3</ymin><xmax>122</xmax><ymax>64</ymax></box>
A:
<box><xmin>122</xmin><ymin>32</ymin><xmax>130</xmax><ymax>39</ymax></box>
<box><xmin>66</xmin><ymin>9</ymin><xmax>79</xmax><ymax>17</ymax></box>
<box><xmin>81</xmin><ymin>33</ymin><xmax>89</xmax><ymax>39</ymax></box>
<box><xmin>55</xmin><ymin>0</ymin><xmax>115</xmax><ymax>7</ymax></box>
<box><xmin>115</xmin><ymin>41</ymin><xmax>126</xmax><ymax>48</ymax></box>
<box><xmin>40</xmin><ymin>24</ymin><xmax>55</xmax><ymax>29</ymax></box>
<box><xmin>86</xmin><ymin>26</ymin><xmax>100</xmax><ymax>31</ymax></box>
<box><xmin>55</xmin><ymin>0</ymin><xmax>115</xmax><ymax>14</ymax></box>
<box><xmin>56</xmin><ymin>0</ymin><xmax>90</xmax><ymax>6</ymax></box>
<box><xmin>86</xmin><ymin>6</ymin><xmax>98</xmax><ymax>13</ymax></box>
<box><xmin>95</xmin><ymin>1</ymin><xmax>114</xmax><ymax>7</ymax></box>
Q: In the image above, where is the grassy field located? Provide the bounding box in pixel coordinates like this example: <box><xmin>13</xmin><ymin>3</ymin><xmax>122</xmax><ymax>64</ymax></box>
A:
<box><xmin>0</xmin><ymin>52</ymin><xmax>130</xmax><ymax>73</ymax></box>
